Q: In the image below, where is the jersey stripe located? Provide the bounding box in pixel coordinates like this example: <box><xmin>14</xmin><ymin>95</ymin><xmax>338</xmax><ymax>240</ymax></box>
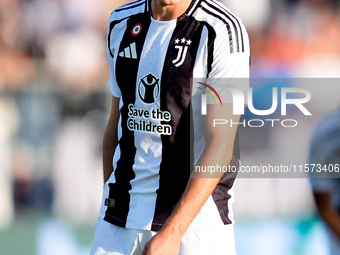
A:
<box><xmin>204</xmin><ymin>23</ymin><xmax>216</xmax><ymax>76</ymax></box>
<box><xmin>186</xmin><ymin>0</ymin><xmax>203</xmax><ymax>16</ymax></box>
<box><xmin>206</xmin><ymin>0</ymin><xmax>245</xmax><ymax>52</ymax></box>
<box><xmin>202</xmin><ymin>0</ymin><xmax>240</xmax><ymax>52</ymax></box>
<box><xmin>125</xmin><ymin>17</ymin><xmax>177</xmax><ymax>230</ymax></box>
<box><xmin>145</xmin><ymin>0</ymin><xmax>150</xmax><ymax>13</ymax></box>
<box><xmin>152</xmin><ymin>17</ymin><xmax>205</xmax><ymax>231</ymax></box>
<box><xmin>104</xmin><ymin>12</ymin><xmax>152</xmax><ymax>228</ymax></box>
<box><xmin>116</xmin><ymin>0</ymin><xmax>144</xmax><ymax>9</ymax></box>
<box><xmin>108</xmin><ymin>1</ymin><xmax>147</xmax><ymax>58</ymax></box>
<box><xmin>200</xmin><ymin>4</ymin><xmax>234</xmax><ymax>53</ymax></box>
<box><xmin>108</xmin><ymin>18</ymin><xmax>129</xmax><ymax>58</ymax></box>
<box><xmin>115</xmin><ymin>0</ymin><xmax>145</xmax><ymax>12</ymax></box>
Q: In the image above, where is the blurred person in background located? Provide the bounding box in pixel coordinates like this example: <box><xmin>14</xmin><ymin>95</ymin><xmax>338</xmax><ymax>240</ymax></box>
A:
<box><xmin>0</xmin><ymin>0</ymin><xmax>35</xmax><ymax>87</ymax></box>
<box><xmin>42</xmin><ymin>0</ymin><xmax>112</xmax><ymax>223</ymax></box>
<box><xmin>308</xmin><ymin>110</ymin><xmax>340</xmax><ymax>255</ymax></box>
<box><xmin>0</xmin><ymin>98</ymin><xmax>19</xmax><ymax>228</ymax></box>
<box><xmin>0</xmin><ymin>0</ymin><xmax>38</xmax><ymax>215</ymax></box>
<box><xmin>1</xmin><ymin>0</ymin><xmax>115</xmax><ymax>219</ymax></box>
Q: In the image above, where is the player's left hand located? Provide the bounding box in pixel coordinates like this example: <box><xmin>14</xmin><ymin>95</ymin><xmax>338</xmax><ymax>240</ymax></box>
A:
<box><xmin>141</xmin><ymin>230</ymin><xmax>181</xmax><ymax>255</ymax></box>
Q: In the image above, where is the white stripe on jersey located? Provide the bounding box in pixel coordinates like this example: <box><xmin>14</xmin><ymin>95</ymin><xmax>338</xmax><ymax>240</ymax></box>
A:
<box><xmin>107</xmin><ymin>18</ymin><xmax>128</xmax><ymax>97</ymax></box>
<box><xmin>115</xmin><ymin>0</ymin><xmax>144</xmax><ymax>11</ymax></box>
<box><xmin>192</xmin><ymin>25</ymin><xmax>209</xmax><ymax>166</ymax></box>
<box><xmin>126</xmin><ymin>17</ymin><xmax>177</xmax><ymax>230</ymax></box>
<box><xmin>187</xmin><ymin>0</ymin><xmax>201</xmax><ymax>16</ymax></box>
<box><xmin>112</xmin><ymin>2</ymin><xmax>145</xmax><ymax>21</ymax></box>
<box><xmin>200</xmin><ymin>1</ymin><xmax>238</xmax><ymax>52</ymax></box>
<box><xmin>205</xmin><ymin>0</ymin><xmax>244</xmax><ymax>51</ymax></box>
<box><xmin>193</xmin><ymin>25</ymin><xmax>208</xmax><ymax>79</ymax></box>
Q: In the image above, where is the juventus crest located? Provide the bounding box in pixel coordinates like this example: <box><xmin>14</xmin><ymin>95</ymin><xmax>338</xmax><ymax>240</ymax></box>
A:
<box><xmin>172</xmin><ymin>37</ymin><xmax>192</xmax><ymax>67</ymax></box>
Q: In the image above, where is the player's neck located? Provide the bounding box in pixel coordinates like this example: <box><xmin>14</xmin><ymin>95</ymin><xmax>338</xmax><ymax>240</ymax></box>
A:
<box><xmin>151</xmin><ymin>0</ymin><xmax>192</xmax><ymax>21</ymax></box>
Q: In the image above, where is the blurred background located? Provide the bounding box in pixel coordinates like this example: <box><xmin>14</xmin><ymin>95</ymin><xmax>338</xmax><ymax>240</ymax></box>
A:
<box><xmin>0</xmin><ymin>0</ymin><xmax>340</xmax><ymax>254</ymax></box>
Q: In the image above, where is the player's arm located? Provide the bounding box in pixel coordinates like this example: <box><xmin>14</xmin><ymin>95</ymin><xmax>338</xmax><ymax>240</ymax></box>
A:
<box><xmin>102</xmin><ymin>95</ymin><xmax>120</xmax><ymax>183</ymax></box>
<box><xmin>142</xmin><ymin>103</ymin><xmax>240</xmax><ymax>255</ymax></box>
<box><xmin>313</xmin><ymin>190</ymin><xmax>340</xmax><ymax>240</ymax></box>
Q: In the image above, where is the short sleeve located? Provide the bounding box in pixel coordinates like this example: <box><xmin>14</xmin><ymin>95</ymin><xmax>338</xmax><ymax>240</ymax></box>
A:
<box><xmin>205</xmin><ymin>19</ymin><xmax>250</xmax><ymax>104</ymax></box>
<box><xmin>106</xmin><ymin>15</ymin><xmax>122</xmax><ymax>98</ymax></box>
<box><xmin>310</xmin><ymin>178</ymin><xmax>334</xmax><ymax>193</ymax></box>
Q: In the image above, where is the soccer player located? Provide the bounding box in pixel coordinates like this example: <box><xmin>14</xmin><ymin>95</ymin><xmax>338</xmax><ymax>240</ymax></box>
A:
<box><xmin>308</xmin><ymin>111</ymin><xmax>340</xmax><ymax>255</ymax></box>
<box><xmin>90</xmin><ymin>0</ymin><xmax>250</xmax><ymax>254</ymax></box>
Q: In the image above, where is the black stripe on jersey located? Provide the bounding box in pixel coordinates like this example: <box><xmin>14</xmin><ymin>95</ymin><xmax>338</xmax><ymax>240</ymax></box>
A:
<box><xmin>185</xmin><ymin>0</ymin><xmax>203</xmax><ymax>16</ymax></box>
<box><xmin>115</xmin><ymin>0</ymin><xmax>145</xmax><ymax>12</ymax></box>
<box><xmin>200</xmin><ymin>5</ymin><xmax>234</xmax><ymax>53</ymax></box>
<box><xmin>203</xmin><ymin>0</ymin><xmax>240</xmax><ymax>53</ymax></box>
<box><xmin>115</xmin><ymin>0</ymin><xmax>144</xmax><ymax>10</ymax></box>
<box><xmin>108</xmin><ymin>18</ymin><xmax>128</xmax><ymax>58</ymax></box>
<box><xmin>145</xmin><ymin>0</ymin><xmax>150</xmax><ymax>13</ymax></box>
<box><xmin>207</xmin><ymin>0</ymin><xmax>245</xmax><ymax>52</ymax></box>
<box><xmin>205</xmin><ymin>22</ymin><xmax>216</xmax><ymax>76</ymax></box>
<box><xmin>104</xmin><ymin>13</ymin><xmax>152</xmax><ymax>228</ymax></box>
<box><xmin>211</xmin><ymin>155</ymin><xmax>238</xmax><ymax>225</ymax></box>
<box><xmin>152</xmin><ymin>16</ymin><xmax>205</xmax><ymax>231</ymax></box>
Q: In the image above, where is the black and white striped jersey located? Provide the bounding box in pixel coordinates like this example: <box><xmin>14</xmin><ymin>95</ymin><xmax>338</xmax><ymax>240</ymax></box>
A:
<box><xmin>99</xmin><ymin>0</ymin><xmax>250</xmax><ymax>231</ymax></box>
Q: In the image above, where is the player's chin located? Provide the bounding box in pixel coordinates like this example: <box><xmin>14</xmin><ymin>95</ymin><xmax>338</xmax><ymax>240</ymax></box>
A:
<box><xmin>159</xmin><ymin>0</ymin><xmax>188</xmax><ymax>6</ymax></box>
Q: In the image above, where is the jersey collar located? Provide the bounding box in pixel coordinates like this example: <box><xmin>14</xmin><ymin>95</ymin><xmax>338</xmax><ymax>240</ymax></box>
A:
<box><xmin>185</xmin><ymin>0</ymin><xmax>202</xmax><ymax>17</ymax></box>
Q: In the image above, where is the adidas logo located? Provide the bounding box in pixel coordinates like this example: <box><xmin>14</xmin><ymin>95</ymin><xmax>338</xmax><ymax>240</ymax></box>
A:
<box><xmin>119</xmin><ymin>42</ymin><xmax>137</xmax><ymax>59</ymax></box>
